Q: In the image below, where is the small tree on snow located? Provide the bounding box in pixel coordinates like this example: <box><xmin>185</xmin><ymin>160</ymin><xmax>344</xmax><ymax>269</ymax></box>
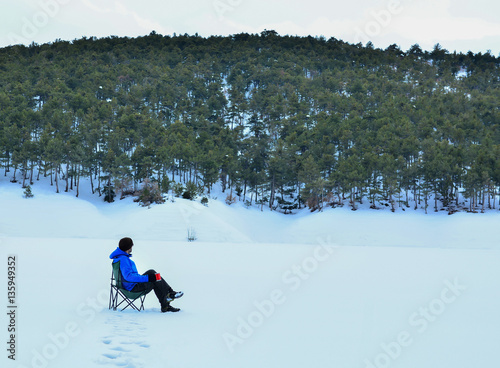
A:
<box><xmin>103</xmin><ymin>183</ymin><xmax>116</xmax><ymax>203</ymax></box>
<box><xmin>23</xmin><ymin>185</ymin><xmax>34</xmax><ymax>198</ymax></box>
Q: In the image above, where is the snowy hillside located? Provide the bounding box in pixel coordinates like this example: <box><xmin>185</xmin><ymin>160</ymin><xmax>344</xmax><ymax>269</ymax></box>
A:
<box><xmin>1</xmin><ymin>177</ymin><xmax>499</xmax><ymax>368</ymax></box>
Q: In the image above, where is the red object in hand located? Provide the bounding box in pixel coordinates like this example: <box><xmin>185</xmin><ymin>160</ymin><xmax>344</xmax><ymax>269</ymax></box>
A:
<box><xmin>155</xmin><ymin>273</ymin><xmax>161</xmax><ymax>281</ymax></box>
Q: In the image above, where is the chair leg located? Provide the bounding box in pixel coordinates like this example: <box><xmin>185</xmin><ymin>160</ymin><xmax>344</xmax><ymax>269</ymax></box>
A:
<box><xmin>109</xmin><ymin>286</ymin><xmax>148</xmax><ymax>312</ymax></box>
<box><xmin>138</xmin><ymin>295</ymin><xmax>146</xmax><ymax>311</ymax></box>
<box><xmin>117</xmin><ymin>290</ymin><xmax>147</xmax><ymax>311</ymax></box>
<box><xmin>109</xmin><ymin>286</ymin><xmax>120</xmax><ymax>311</ymax></box>
<box><xmin>119</xmin><ymin>294</ymin><xmax>139</xmax><ymax>311</ymax></box>
<box><xmin>109</xmin><ymin>287</ymin><xmax>115</xmax><ymax>310</ymax></box>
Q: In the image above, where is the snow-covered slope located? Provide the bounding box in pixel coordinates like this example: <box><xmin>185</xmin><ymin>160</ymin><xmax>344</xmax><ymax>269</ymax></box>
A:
<box><xmin>1</xmin><ymin>178</ymin><xmax>499</xmax><ymax>249</ymax></box>
<box><xmin>1</xmin><ymin>178</ymin><xmax>499</xmax><ymax>368</ymax></box>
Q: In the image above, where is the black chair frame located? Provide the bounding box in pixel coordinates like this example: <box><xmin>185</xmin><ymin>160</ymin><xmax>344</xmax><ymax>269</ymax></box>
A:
<box><xmin>109</xmin><ymin>261</ymin><xmax>149</xmax><ymax>311</ymax></box>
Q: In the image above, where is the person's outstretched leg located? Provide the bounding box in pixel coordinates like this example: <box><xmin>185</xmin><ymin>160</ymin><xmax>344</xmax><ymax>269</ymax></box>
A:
<box><xmin>132</xmin><ymin>270</ymin><xmax>182</xmax><ymax>312</ymax></box>
<box><xmin>141</xmin><ymin>269</ymin><xmax>174</xmax><ymax>306</ymax></box>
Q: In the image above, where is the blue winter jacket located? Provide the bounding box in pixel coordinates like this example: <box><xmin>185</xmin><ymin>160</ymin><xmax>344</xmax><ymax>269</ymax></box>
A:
<box><xmin>109</xmin><ymin>247</ymin><xmax>148</xmax><ymax>290</ymax></box>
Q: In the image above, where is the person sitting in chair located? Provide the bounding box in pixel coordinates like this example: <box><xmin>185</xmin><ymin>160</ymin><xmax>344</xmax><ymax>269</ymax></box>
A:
<box><xmin>109</xmin><ymin>237</ymin><xmax>183</xmax><ymax>313</ymax></box>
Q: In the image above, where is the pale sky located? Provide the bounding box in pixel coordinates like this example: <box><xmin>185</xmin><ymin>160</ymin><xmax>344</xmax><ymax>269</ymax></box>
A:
<box><xmin>1</xmin><ymin>0</ymin><xmax>500</xmax><ymax>55</ymax></box>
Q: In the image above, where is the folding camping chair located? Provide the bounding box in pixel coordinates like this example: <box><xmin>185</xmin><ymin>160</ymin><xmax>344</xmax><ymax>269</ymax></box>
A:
<box><xmin>109</xmin><ymin>261</ymin><xmax>149</xmax><ymax>311</ymax></box>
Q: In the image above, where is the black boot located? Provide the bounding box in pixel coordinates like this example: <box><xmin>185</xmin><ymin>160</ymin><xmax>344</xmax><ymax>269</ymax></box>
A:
<box><xmin>161</xmin><ymin>303</ymin><xmax>180</xmax><ymax>313</ymax></box>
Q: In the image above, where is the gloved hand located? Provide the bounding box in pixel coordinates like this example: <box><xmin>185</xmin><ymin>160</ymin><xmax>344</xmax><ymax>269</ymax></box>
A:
<box><xmin>147</xmin><ymin>274</ymin><xmax>157</xmax><ymax>283</ymax></box>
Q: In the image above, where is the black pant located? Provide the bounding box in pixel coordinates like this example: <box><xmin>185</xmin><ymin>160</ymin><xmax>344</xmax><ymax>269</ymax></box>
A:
<box><xmin>131</xmin><ymin>269</ymin><xmax>173</xmax><ymax>307</ymax></box>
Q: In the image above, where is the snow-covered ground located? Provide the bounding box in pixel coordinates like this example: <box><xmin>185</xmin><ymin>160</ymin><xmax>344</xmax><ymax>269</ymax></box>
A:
<box><xmin>1</xmin><ymin>177</ymin><xmax>499</xmax><ymax>368</ymax></box>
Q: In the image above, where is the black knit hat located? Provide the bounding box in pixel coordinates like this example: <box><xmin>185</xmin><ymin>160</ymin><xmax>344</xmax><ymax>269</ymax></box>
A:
<box><xmin>119</xmin><ymin>237</ymin><xmax>134</xmax><ymax>251</ymax></box>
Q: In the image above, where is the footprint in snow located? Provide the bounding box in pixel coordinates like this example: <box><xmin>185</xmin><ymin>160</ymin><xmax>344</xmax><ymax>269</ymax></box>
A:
<box><xmin>102</xmin><ymin>352</ymin><xmax>120</xmax><ymax>360</ymax></box>
<box><xmin>110</xmin><ymin>346</ymin><xmax>132</xmax><ymax>352</ymax></box>
<box><xmin>97</xmin><ymin>314</ymin><xmax>149</xmax><ymax>367</ymax></box>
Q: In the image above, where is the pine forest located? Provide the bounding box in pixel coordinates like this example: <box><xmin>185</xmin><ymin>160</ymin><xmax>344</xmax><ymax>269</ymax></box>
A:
<box><xmin>0</xmin><ymin>31</ymin><xmax>499</xmax><ymax>214</ymax></box>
